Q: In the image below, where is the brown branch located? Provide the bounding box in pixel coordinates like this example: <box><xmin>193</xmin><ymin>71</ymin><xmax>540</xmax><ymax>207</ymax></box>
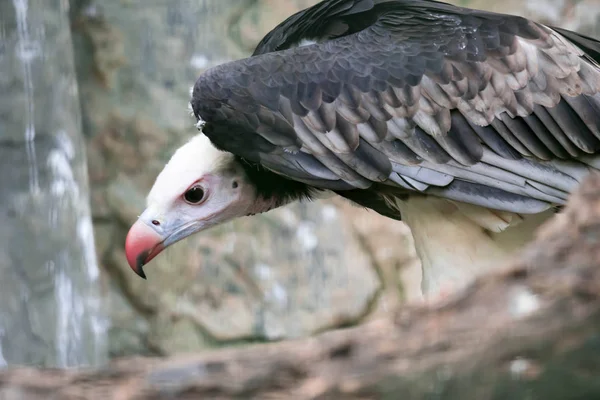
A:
<box><xmin>2</xmin><ymin>176</ymin><xmax>600</xmax><ymax>400</ymax></box>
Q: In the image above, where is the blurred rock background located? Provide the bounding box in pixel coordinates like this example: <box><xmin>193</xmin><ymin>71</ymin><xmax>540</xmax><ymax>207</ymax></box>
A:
<box><xmin>62</xmin><ymin>0</ymin><xmax>600</xmax><ymax>360</ymax></box>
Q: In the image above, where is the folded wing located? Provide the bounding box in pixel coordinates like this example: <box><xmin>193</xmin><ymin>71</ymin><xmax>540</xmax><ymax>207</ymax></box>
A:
<box><xmin>191</xmin><ymin>0</ymin><xmax>600</xmax><ymax>214</ymax></box>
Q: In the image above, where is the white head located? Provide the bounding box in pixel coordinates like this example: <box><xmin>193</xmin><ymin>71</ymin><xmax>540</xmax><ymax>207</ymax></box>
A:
<box><xmin>124</xmin><ymin>134</ymin><xmax>260</xmax><ymax>278</ymax></box>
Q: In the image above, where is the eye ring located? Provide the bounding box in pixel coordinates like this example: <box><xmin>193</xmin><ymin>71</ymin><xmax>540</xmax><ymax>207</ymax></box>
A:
<box><xmin>183</xmin><ymin>185</ymin><xmax>206</xmax><ymax>204</ymax></box>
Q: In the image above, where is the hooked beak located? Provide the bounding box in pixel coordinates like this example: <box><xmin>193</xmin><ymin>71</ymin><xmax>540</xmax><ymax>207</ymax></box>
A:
<box><xmin>125</xmin><ymin>219</ymin><xmax>165</xmax><ymax>279</ymax></box>
<box><xmin>125</xmin><ymin>210</ymin><xmax>204</xmax><ymax>279</ymax></box>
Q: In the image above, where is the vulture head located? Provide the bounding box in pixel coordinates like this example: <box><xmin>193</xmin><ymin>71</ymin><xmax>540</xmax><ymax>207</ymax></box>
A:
<box><xmin>124</xmin><ymin>134</ymin><xmax>266</xmax><ymax>278</ymax></box>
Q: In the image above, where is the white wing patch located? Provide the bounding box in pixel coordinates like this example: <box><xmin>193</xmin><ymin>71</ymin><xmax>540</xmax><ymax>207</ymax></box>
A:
<box><xmin>296</xmin><ymin>38</ymin><xmax>318</xmax><ymax>47</ymax></box>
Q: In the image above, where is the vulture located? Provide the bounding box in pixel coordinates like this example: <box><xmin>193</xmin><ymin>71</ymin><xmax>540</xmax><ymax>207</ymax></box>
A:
<box><xmin>125</xmin><ymin>0</ymin><xmax>600</xmax><ymax>298</ymax></box>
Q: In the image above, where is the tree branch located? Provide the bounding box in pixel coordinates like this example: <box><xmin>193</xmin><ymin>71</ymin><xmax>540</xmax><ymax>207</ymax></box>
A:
<box><xmin>2</xmin><ymin>176</ymin><xmax>600</xmax><ymax>400</ymax></box>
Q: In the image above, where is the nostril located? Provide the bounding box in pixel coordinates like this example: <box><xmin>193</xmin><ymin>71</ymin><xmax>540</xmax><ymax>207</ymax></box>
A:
<box><xmin>151</xmin><ymin>220</ymin><xmax>160</xmax><ymax>226</ymax></box>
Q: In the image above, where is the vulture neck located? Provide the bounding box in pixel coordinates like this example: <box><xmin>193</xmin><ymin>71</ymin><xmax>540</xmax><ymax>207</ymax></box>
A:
<box><xmin>236</xmin><ymin>156</ymin><xmax>317</xmax><ymax>215</ymax></box>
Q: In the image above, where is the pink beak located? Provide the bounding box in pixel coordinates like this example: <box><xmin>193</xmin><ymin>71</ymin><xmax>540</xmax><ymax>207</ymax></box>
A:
<box><xmin>125</xmin><ymin>219</ymin><xmax>165</xmax><ymax>279</ymax></box>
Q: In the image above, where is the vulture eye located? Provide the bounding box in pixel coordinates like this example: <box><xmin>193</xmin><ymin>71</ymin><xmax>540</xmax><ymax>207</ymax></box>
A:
<box><xmin>183</xmin><ymin>185</ymin><xmax>205</xmax><ymax>204</ymax></box>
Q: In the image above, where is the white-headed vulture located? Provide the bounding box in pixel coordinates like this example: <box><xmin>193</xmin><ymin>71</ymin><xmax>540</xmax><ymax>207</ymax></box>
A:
<box><xmin>125</xmin><ymin>0</ymin><xmax>600</xmax><ymax>297</ymax></box>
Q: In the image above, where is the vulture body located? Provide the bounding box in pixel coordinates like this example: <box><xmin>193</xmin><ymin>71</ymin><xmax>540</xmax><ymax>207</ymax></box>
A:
<box><xmin>126</xmin><ymin>0</ymin><xmax>600</xmax><ymax>297</ymax></box>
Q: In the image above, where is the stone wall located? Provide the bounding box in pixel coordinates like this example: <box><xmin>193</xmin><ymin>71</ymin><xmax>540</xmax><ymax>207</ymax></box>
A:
<box><xmin>0</xmin><ymin>0</ymin><xmax>106</xmax><ymax>367</ymax></box>
<box><xmin>68</xmin><ymin>0</ymin><xmax>600</xmax><ymax>359</ymax></box>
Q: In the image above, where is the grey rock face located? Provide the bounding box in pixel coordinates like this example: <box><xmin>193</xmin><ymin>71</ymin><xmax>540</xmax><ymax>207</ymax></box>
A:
<box><xmin>0</xmin><ymin>0</ymin><xmax>106</xmax><ymax>367</ymax></box>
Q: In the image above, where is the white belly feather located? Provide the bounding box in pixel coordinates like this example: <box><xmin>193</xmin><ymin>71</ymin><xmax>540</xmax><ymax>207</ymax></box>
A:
<box><xmin>393</xmin><ymin>196</ymin><xmax>555</xmax><ymax>297</ymax></box>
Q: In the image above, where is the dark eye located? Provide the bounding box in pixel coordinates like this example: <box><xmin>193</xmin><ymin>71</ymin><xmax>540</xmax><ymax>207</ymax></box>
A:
<box><xmin>183</xmin><ymin>185</ymin><xmax>205</xmax><ymax>204</ymax></box>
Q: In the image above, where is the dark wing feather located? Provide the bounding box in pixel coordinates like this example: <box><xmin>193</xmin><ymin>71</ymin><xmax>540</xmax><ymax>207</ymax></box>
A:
<box><xmin>192</xmin><ymin>0</ymin><xmax>600</xmax><ymax>215</ymax></box>
<box><xmin>252</xmin><ymin>0</ymin><xmax>383</xmax><ymax>55</ymax></box>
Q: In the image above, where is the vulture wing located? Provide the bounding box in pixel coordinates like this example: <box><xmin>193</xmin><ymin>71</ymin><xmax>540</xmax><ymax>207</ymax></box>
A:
<box><xmin>191</xmin><ymin>0</ymin><xmax>600</xmax><ymax>215</ymax></box>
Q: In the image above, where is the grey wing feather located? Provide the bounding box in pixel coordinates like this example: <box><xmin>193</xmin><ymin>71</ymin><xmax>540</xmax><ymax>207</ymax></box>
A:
<box><xmin>391</xmin><ymin>163</ymin><xmax>454</xmax><ymax>186</ymax></box>
<box><xmin>426</xmin><ymin>181</ymin><xmax>553</xmax><ymax>214</ymax></box>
